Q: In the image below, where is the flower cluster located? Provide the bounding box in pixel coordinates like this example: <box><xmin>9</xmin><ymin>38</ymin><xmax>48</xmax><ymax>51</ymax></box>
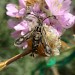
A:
<box><xmin>6</xmin><ymin>0</ymin><xmax>75</xmax><ymax>56</ymax></box>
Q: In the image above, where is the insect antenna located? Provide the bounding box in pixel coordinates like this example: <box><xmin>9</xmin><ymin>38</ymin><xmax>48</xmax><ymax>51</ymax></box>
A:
<box><xmin>43</xmin><ymin>15</ymin><xmax>57</xmax><ymax>22</ymax></box>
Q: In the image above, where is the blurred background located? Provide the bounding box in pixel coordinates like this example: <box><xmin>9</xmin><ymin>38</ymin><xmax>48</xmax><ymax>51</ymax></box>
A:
<box><xmin>0</xmin><ymin>0</ymin><xmax>75</xmax><ymax>75</ymax></box>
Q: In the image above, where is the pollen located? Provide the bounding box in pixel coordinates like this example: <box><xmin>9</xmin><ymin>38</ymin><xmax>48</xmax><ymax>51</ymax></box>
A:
<box><xmin>25</xmin><ymin>0</ymin><xmax>37</xmax><ymax>6</ymax></box>
<box><xmin>54</xmin><ymin>0</ymin><xmax>62</xmax><ymax>10</ymax></box>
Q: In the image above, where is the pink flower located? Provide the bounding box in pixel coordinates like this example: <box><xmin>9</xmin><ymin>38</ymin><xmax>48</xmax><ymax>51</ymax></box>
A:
<box><xmin>11</xmin><ymin>31</ymin><xmax>21</xmax><ymax>38</ymax></box>
<box><xmin>6</xmin><ymin>0</ymin><xmax>75</xmax><ymax>50</ymax></box>
<box><xmin>6</xmin><ymin>3</ymin><xmax>26</xmax><ymax>18</ymax></box>
<box><xmin>44</xmin><ymin>0</ymin><xmax>75</xmax><ymax>30</ymax></box>
<box><xmin>45</xmin><ymin>0</ymin><xmax>71</xmax><ymax>15</ymax></box>
<box><xmin>7</xmin><ymin>19</ymin><xmax>20</xmax><ymax>29</ymax></box>
<box><xmin>32</xmin><ymin>3</ymin><xmax>41</xmax><ymax>13</ymax></box>
<box><xmin>14</xmin><ymin>20</ymin><xmax>29</xmax><ymax>35</ymax></box>
<box><xmin>61</xmin><ymin>13</ymin><xmax>75</xmax><ymax>28</ymax></box>
<box><xmin>8</xmin><ymin>19</ymin><xmax>29</xmax><ymax>38</ymax></box>
<box><xmin>43</xmin><ymin>17</ymin><xmax>65</xmax><ymax>36</ymax></box>
<box><xmin>19</xmin><ymin>0</ymin><xmax>26</xmax><ymax>8</ymax></box>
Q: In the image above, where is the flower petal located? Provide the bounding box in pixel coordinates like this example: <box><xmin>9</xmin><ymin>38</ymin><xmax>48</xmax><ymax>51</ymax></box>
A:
<box><xmin>6</xmin><ymin>12</ymin><xmax>15</xmax><ymax>17</ymax></box>
<box><xmin>45</xmin><ymin>0</ymin><xmax>71</xmax><ymax>15</ymax></box>
<box><xmin>11</xmin><ymin>31</ymin><xmax>21</xmax><ymax>38</ymax></box>
<box><xmin>8</xmin><ymin>19</ymin><xmax>20</xmax><ymax>29</ymax></box>
<box><xmin>32</xmin><ymin>3</ymin><xmax>40</xmax><ymax>13</ymax></box>
<box><xmin>19</xmin><ymin>8</ymin><xmax>26</xmax><ymax>16</ymax></box>
<box><xmin>19</xmin><ymin>0</ymin><xmax>26</xmax><ymax>8</ymax></box>
<box><xmin>6</xmin><ymin>3</ymin><xmax>18</xmax><ymax>17</ymax></box>
<box><xmin>63</xmin><ymin>13</ymin><xmax>75</xmax><ymax>28</ymax></box>
<box><xmin>6</xmin><ymin>3</ymin><xmax>18</xmax><ymax>12</ymax></box>
<box><xmin>57</xmin><ymin>13</ymin><xmax>75</xmax><ymax>29</ymax></box>
<box><xmin>14</xmin><ymin>20</ymin><xmax>28</xmax><ymax>30</ymax></box>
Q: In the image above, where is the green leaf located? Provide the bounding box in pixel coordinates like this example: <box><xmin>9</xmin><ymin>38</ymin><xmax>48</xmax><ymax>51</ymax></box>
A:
<box><xmin>46</xmin><ymin>57</ymin><xmax>56</xmax><ymax>67</ymax></box>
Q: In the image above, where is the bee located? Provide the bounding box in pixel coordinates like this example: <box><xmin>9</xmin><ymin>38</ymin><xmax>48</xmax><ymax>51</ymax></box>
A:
<box><xmin>14</xmin><ymin>14</ymin><xmax>61</xmax><ymax>57</ymax></box>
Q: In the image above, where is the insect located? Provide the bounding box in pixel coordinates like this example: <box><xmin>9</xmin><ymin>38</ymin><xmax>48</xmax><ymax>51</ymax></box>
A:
<box><xmin>14</xmin><ymin>13</ymin><xmax>60</xmax><ymax>57</ymax></box>
<box><xmin>0</xmin><ymin>13</ymin><xmax>70</xmax><ymax>70</ymax></box>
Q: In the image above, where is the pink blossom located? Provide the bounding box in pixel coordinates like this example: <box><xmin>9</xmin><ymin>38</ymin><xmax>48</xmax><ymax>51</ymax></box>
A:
<box><xmin>44</xmin><ymin>0</ymin><xmax>75</xmax><ymax>29</ymax></box>
<box><xmin>14</xmin><ymin>20</ymin><xmax>29</xmax><ymax>35</ymax></box>
<box><xmin>43</xmin><ymin>18</ymin><xmax>50</xmax><ymax>25</ymax></box>
<box><xmin>8</xmin><ymin>19</ymin><xmax>29</xmax><ymax>38</ymax></box>
<box><xmin>7</xmin><ymin>19</ymin><xmax>20</xmax><ymax>29</ymax></box>
<box><xmin>19</xmin><ymin>0</ymin><xmax>26</xmax><ymax>8</ymax></box>
<box><xmin>45</xmin><ymin>0</ymin><xmax>71</xmax><ymax>15</ymax></box>
<box><xmin>6</xmin><ymin>0</ymin><xmax>75</xmax><ymax>50</ymax></box>
<box><xmin>32</xmin><ymin>3</ymin><xmax>41</xmax><ymax>13</ymax></box>
<box><xmin>11</xmin><ymin>31</ymin><xmax>21</xmax><ymax>38</ymax></box>
<box><xmin>43</xmin><ymin>17</ymin><xmax>65</xmax><ymax>36</ymax></box>
<box><xmin>61</xmin><ymin>13</ymin><xmax>75</xmax><ymax>28</ymax></box>
<box><xmin>6</xmin><ymin>3</ymin><xmax>26</xmax><ymax>18</ymax></box>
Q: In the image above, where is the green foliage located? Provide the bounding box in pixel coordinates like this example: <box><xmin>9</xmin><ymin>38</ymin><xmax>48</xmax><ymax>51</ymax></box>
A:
<box><xmin>46</xmin><ymin>57</ymin><xmax>56</xmax><ymax>67</ymax></box>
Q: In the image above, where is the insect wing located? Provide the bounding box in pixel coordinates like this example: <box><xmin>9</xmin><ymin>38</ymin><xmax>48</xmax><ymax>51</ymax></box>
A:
<box><xmin>37</xmin><ymin>43</ymin><xmax>49</xmax><ymax>56</ymax></box>
<box><xmin>41</xmin><ymin>25</ymin><xmax>52</xmax><ymax>56</ymax></box>
<box><xmin>42</xmin><ymin>24</ymin><xmax>61</xmax><ymax>56</ymax></box>
<box><xmin>14</xmin><ymin>30</ymin><xmax>34</xmax><ymax>46</ymax></box>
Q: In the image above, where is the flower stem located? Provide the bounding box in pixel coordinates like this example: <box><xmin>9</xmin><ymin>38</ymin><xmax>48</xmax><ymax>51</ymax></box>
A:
<box><xmin>0</xmin><ymin>48</ymin><xmax>31</xmax><ymax>71</ymax></box>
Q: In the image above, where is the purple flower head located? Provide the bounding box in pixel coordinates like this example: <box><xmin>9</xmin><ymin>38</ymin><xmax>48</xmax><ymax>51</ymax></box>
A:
<box><xmin>6</xmin><ymin>0</ymin><xmax>75</xmax><ymax>51</ymax></box>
